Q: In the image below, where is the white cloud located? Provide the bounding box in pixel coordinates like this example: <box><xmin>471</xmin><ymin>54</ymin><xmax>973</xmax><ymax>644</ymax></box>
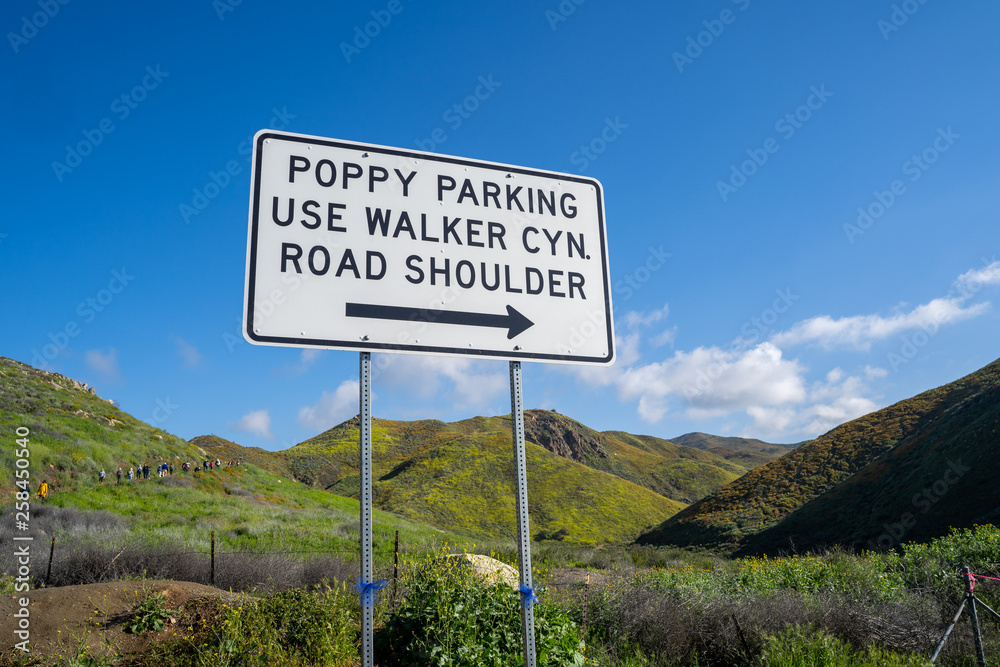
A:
<box><xmin>625</xmin><ymin>304</ymin><xmax>670</xmax><ymax>329</ymax></box>
<box><xmin>613</xmin><ymin>339</ymin><xmax>881</xmax><ymax>439</ymax></box>
<box><xmin>864</xmin><ymin>365</ymin><xmax>888</xmax><ymax>379</ymax></box>
<box><xmin>747</xmin><ymin>372</ymin><xmax>879</xmax><ymax>439</ymax></box>
<box><xmin>771</xmin><ymin>297</ymin><xmax>987</xmax><ymax>350</ymax></box>
<box><xmin>955</xmin><ymin>260</ymin><xmax>1000</xmax><ymax>293</ymax></box>
<box><xmin>772</xmin><ymin>262</ymin><xmax>998</xmax><ymax>351</ymax></box>
<box><xmin>85</xmin><ymin>348</ymin><xmax>120</xmax><ymax>379</ymax></box>
<box><xmin>373</xmin><ymin>354</ymin><xmax>506</xmax><ymax>411</ymax></box>
<box><xmin>275</xmin><ymin>348</ymin><xmax>325</xmax><ymax>376</ymax></box>
<box><xmin>555</xmin><ymin>331</ymin><xmax>643</xmax><ymax>389</ymax></box>
<box><xmin>234</xmin><ymin>409</ymin><xmax>273</xmax><ymax>439</ymax></box>
<box><xmin>300</xmin><ymin>349</ymin><xmax>322</xmax><ymax>364</ymax></box>
<box><xmin>172</xmin><ymin>337</ymin><xmax>202</xmax><ymax>369</ymax></box>
<box><xmin>649</xmin><ymin>327</ymin><xmax>678</xmax><ymax>348</ymax></box>
<box><xmin>298</xmin><ymin>380</ymin><xmax>361</xmax><ymax>431</ymax></box>
<box><xmin>617</xmin><ymin>342</ymin><xmax>807</xmax><ymax>422</ymax></box>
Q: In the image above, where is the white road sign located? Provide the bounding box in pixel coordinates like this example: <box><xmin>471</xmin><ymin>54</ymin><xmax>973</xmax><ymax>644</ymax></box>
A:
<box><xmin>243</xmin><ymin>130</ymin><xmax>615</xmax><ymax>364</ymax></box>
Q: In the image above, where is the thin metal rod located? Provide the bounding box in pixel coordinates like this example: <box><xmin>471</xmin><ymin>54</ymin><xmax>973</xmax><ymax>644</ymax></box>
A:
<box><xmin>931</xmin><ymin>597</ymin><xmax>967</xmax><ymax>662</ymax></box>
<box><xmin>45</xmin><ymin>536</ymin><xmax>55</xmax><ymax>587</ymax></box>
<box><xmin>360</xmin><ymin>352</ymin><xmax>374</xmax><ymax>667</ymax></box>
<box><xmin>210</xmin><ymin>531</ymin><xmax>215</xmax><ymax>586</ymax></box>
<box><xmin>509</xmin><ymin>360</ymin><xmax>537</xmax><ymax>667</ymax></box>
<box><xmin>974</xmin><ymin>596</ymin><xmax>1000</xmax><ymax>625</ymax></box>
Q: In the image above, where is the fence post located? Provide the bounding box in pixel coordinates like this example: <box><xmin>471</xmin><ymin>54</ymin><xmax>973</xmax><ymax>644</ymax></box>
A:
<box><xmin>45</xmin><ymin>536</ymin><xmax>55</xmax><ymax>587</ymax></box>
<box><xmin>211</xmin><ymin>531</ymin><xmax>216</xmax><ymax>587</ymax></box>
<box><xmin>392</xmin><ymin>530</ymin><xmax>400</xmax><ymax>610</ymax></box>
<box><xmin>581</xmin><ymin>573</ymin><xmax>590</xmax><ymax>640</ymax></box>
<box><xmin>962</xmin><ymin>566</ymin><xmax>987</xmax><ymax>667</ymax></box>
<box><xmin>733</xmin><ymin>613</ymin><xmax>762</xmax><ymax>667</ymax></box>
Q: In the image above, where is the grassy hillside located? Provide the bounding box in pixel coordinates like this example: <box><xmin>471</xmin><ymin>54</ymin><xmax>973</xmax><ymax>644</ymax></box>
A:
<box><xmin>282</xmin><ymin>415</ymin><xmax>686</xmax><ymax>544</ymax></box>
<box><xmin>191</xmin><ymin>434</ymin><xmax>293</xmax><ymax>479</ymax></box>
<box><xmin>739</xmin><ymin>360</ymin><xmax>1000</xmax><ymax>554</ymax></box>
<box><xmin>0</xmin><ymin>356</ymin><xmax>457</xmax><ymax>552</ymax></box>
<box><xmin>671</xmin><ymin>432</ymin><xmax>797</xmax><ymax>469</ymax></box>
<box><xmin>0</xmin><ymin>356</ymin><xmax>684</xmax><ymax>546</ymax></box>
<box><xmin>638</xmin><ymin>357</ymin><xmax>1000</xmax><ymax>553</ymax></box>
<box><xmin>517</xmin><ymin>410</ymin><xmax>749</xmax><ymax>503</ymax></box>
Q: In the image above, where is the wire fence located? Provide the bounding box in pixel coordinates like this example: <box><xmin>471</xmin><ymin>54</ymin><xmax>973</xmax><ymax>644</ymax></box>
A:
<box><xmin>3</xmin><ymin>530</ymin><xmax>595</xmax><ymax>600</ymax></box>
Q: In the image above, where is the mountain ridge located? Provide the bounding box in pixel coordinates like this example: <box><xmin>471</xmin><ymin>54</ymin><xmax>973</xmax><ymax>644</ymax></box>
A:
<box><xmin>637</xmin><ymin>357</ymin><xmax>1000</xmax><ymax>553</ymax></box>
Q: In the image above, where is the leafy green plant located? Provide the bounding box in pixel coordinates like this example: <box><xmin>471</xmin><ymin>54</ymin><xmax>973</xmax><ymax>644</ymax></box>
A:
<box><xmin>377</xmin><ymin>550</ymin><xmax>584</xmax><ymax>667</ymax></box>
<box><xmin>128</xmin><ymin>592</ymin><xmax>171</xmax><ymax>633</ymax></box>
<box><xmin>150</xmin><ymin>585</ymin><xmax>358</xmax><ymax>667</ymax></box>
<box><xmin>760</xmin><ymin>624</ymin><xmax>930</xmax><ymax>667</ymax></box>
<box><xmin>59</xmin><ymin>628</ymin><xmax>117</xmax><ymax>667</ymax></box>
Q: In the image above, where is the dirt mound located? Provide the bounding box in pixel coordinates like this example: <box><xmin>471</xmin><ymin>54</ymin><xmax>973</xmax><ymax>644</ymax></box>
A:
<box><xmin>0</xmin><ymin>580</ymin><xmax>243</xmax><ymax>660</ymax></box>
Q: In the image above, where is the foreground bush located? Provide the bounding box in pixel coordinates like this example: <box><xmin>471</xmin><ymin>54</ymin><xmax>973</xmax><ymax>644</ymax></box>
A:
<box><xmin>376</xmin><ymin>551</ymin><xmax>585</xmax><ymax>666</ymax></box>
<box><xmin>582</xmin><ymin>527</ymin><xmax>1000</xmax><ymax>666</ymax></box>
<box><xmin>760</xmin><ymin>625</ymin><xmax>930</xmax><ymax>666</ymax></box>
<box><xmin>144</xmin><ymin>585</ymin><xmax>357</xmax><ymax>667</ymax></box>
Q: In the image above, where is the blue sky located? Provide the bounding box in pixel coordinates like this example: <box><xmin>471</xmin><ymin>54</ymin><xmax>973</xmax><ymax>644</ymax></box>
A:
<box><xmin>2</xmin><ymin>0</ymin><xmax>998</xmax><ymax>449</ymax></box>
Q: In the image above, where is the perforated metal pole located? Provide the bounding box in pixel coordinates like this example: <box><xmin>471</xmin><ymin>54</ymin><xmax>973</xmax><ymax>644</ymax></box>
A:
<box><xmin>509</xmin><ymin>361</ymin><xmax>537</xmax><ymax>667</ymax></box>
<box><xmin>393</xmin><ymin>529</ymin><xmax>400</xmax><ymax>611</ymax></box>
<box><xmin>360</xmin><ymin>352</ymin><xmax>374</xmax><ymax>667</ymax></box>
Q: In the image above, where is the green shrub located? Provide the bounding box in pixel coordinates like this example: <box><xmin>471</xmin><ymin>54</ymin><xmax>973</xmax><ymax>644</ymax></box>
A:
<box><xmin>377</xmin><ymin>552</ymin><xmax>584</xmax><ymax>666</ymax></box>
<box><xmin>876</xmin><ymin>525</ymin><xmax>1000</xmax><ymax>594</ymax></box>
<box><xmin>128</xmin><ymin>592</ymin><xmax>171</xmax><ymax>633</ymax></box>
<box><xmin>760</xmin><ymin>625</ymin><xmax>930</xmax><ymax>666</ymax></box>
<box><xmin>150</xmin><ymin>585</ymin><xmax>357</xmax><ymax>667</ymax></box>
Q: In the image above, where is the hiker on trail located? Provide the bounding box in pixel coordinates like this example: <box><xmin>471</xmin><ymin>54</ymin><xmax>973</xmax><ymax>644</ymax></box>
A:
<box><xmin>99</xmin><ymin>469</ymin><xmax>106</xmax><ymax>484</ymax></box>
<box><xmin>144</xmin><ymin>464</ymin><xmax>150</xmax><ymax>479</ymax></box>
<box><xmin>128</xmin><ymin>467</ymin><xmax>134</xmax><ymax>481</ymax></box>
<box><xmin>116</xmin><ymin>468</ymin><xmax>122</xmax><ymax>484</ymax></box>
<box><xmin>37</xmin><ymin>481</ymin><xmax>48</xmax><ymax>500</ymax></box>
<box><xmin>169</xmin><ymin>463</ymin><xmax>174</xmax><ymax>475</ymax></box>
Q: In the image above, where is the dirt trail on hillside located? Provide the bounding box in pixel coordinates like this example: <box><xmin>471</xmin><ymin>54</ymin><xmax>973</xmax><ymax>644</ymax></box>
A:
<box><xmin>0</xmin><ymin>580</ymin><xmax>243</xmax><ymax>661</ymax></box>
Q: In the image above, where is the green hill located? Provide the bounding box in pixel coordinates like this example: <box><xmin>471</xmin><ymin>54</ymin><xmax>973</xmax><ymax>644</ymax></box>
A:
<box><xmin>0</xmin><ymin>356</ymin><xmax>688</xmax><ymax>546</ymax></box>
<box><xmin>277</xmin><ymin>414</ymin><xmax>686</xmax><ymax>544</ymax></box>
<box><xmin>670</xmin><ymin>432</ymin><xmax>797</xmax><ymax>469</ymax></box>
<box><xmin>738</xmin><ymin>359</ymin><xmax>1000</xmax><ymax>554</ymax></box>
<box><xmin>0</xmin><ymin>356</ymin><xmax>454</xmax><ymax>552</ymax></box>
<box><xmin>519</xmin><ymin>410</ymin><xmax>753</xmax><ymax>502</ymax></box>
<box><xmin>638</xmin><ymin>357</ymin><xmax>1000</xmax><ymax>553</ymax></box>
<box><xmin>270</xmin><ymin>411</ymin><xmax>754</xmax><ymax>508</ymax></box>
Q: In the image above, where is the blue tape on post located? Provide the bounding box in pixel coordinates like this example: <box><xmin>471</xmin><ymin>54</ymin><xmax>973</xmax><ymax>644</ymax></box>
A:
<box><xmin>519</xmin><ymin>584</ymin><xmax>539</xmax><ymax>609</ymax></box>
<box><xmin>355</xmin><ymin>577</ymin><xmax>389</xmax><ymax>607</ymax></box>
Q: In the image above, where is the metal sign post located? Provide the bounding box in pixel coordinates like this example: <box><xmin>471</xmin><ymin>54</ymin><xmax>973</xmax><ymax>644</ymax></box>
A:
<box><xmin>359</xmin><ymin>351</ymin><xmax>374</xmax><ymax>667</ymax></box>
<box><xmin>509</xmin><ymin>360</ymin><xmax>537</xmax><ymax>667</ymax></box>
<box><xmin>242</xmin><ymin>130</ymin><xmax>617</xmax><ymax>667</ymax></box>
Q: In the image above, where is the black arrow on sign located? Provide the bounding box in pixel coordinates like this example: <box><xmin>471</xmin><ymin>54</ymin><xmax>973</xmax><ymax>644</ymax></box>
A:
<box><xmin>345</xmin><ymin>303</ymin><xmax>534</xmax><ymax>340</ymax></box>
